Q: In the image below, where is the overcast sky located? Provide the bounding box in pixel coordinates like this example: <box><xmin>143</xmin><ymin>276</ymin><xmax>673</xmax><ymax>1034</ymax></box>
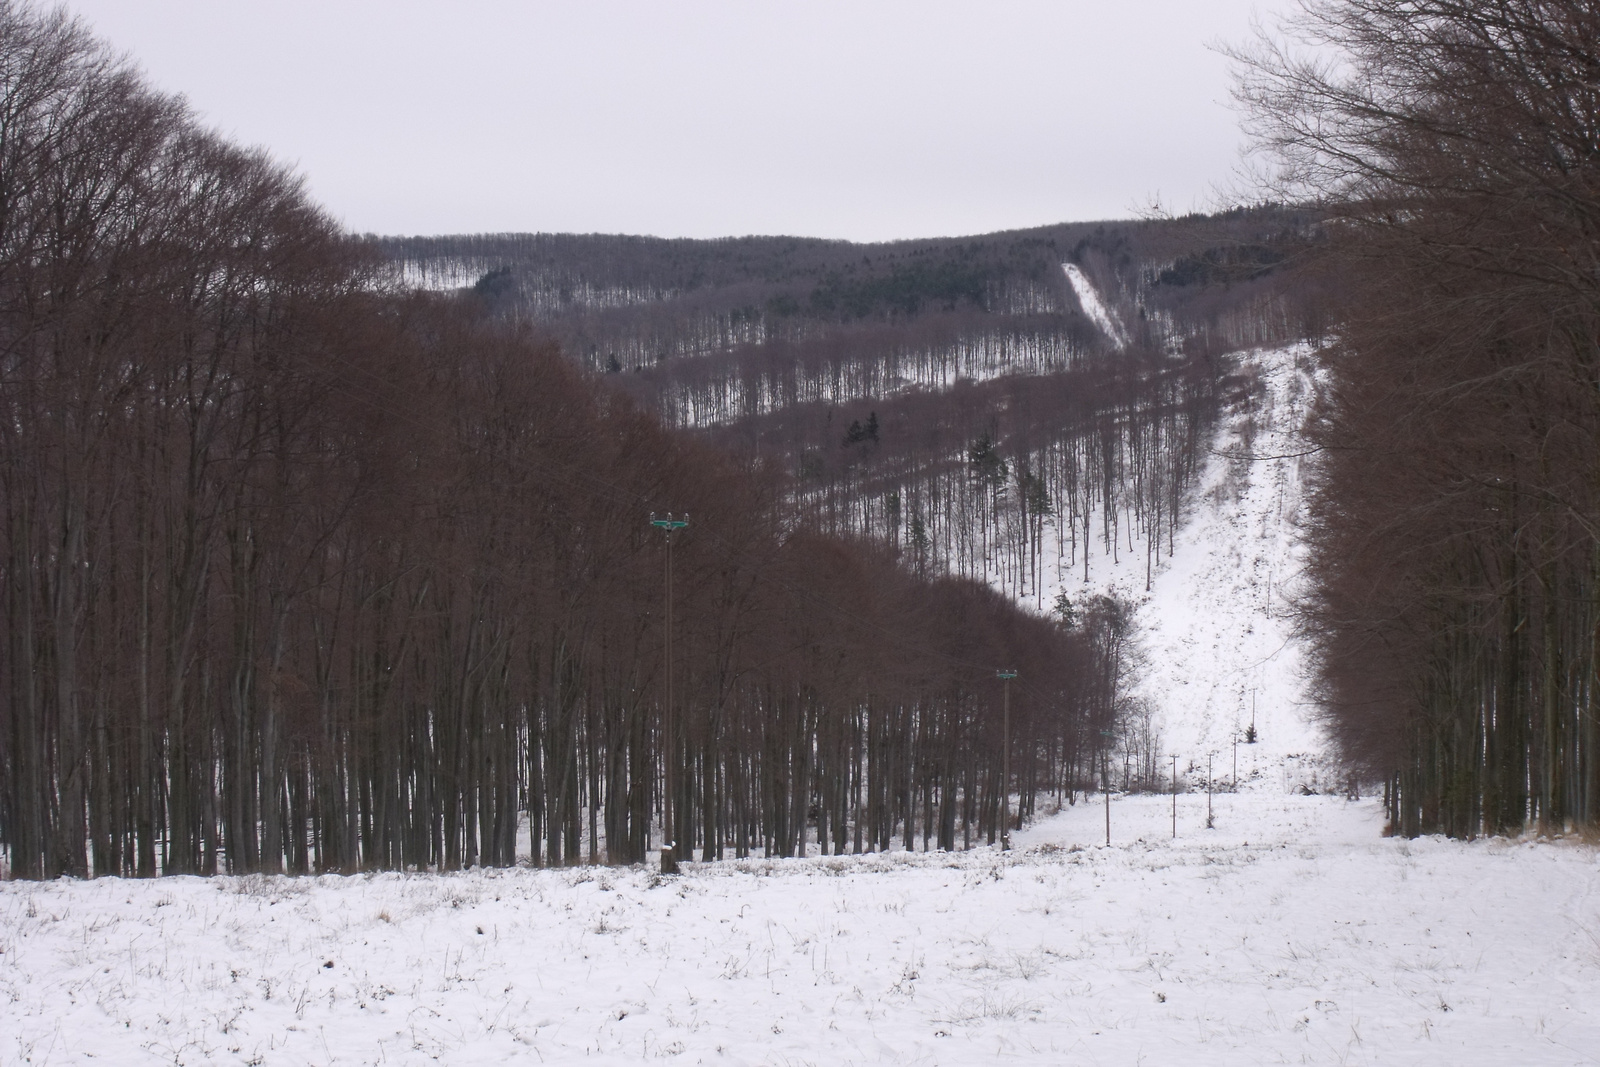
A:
<box><xmin>60</xmin><ymin>1</ymin><xmax>1291</xmax><ymax>242</ymax></box>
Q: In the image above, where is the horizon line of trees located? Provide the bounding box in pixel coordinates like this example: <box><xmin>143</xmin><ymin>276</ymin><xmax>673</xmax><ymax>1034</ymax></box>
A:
<box><xmin>375</xmin><ymin>215</ymin><xmax>1326</xmax><ymax>628</ymax></box>
<box><xmin>0</xmin><ymin>1</ymin><xmax>1136</xmax><ymax>880</ymax></box>
<box><xmin>377</xmin><ymin>211</ymin><xmax>1324</xmax><ymax>409</ymax></box>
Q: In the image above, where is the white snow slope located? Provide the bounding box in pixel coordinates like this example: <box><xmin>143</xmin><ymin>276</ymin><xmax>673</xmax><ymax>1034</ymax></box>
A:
<box><xmin>1063</xmin><ymin>263</ymin><xmax>1130</xmax><ymax>349</ymax></box>
<box><xmin>1030</xmin><ymin>342</ymin><xmax>1325</xmax><ymax>787</ymax></box>
<box><xmin>1132</xmin><ymin>344</ymin><xmax>1326</xmax><ymax>784</ymax></box>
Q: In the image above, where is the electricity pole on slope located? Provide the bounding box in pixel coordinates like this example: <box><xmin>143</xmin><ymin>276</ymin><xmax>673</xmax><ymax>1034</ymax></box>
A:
<box><xmin>651</xmin><ymin>513</ymin><xmax>688</xmax><ymax>875</ymax></box>
<box><xmin>1100</xmin><ymin>729</ymin><xmax>1115</xmax><ymax>847</ymax></box>
<box><xmin>997</xmin><ymin>671</ymin><xmax>1016</xmax><ymax>850</ymax></box>
<box><xmin>1171</xmin><ymin>755</ymin><xmax>1178</xmax><ymax>839</ymax></box>
<box><xmin>1206</xmin><ymin>751</ymin><xmax>1215</xmax><ymax>830</ymax></box>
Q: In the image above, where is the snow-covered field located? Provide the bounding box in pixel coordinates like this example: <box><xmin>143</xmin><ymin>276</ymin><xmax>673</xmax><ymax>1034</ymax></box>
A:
<box><xmin>5</xmin><ymin>794</ymin><xmax>1598</xmax><ymax>1065</ymax></box>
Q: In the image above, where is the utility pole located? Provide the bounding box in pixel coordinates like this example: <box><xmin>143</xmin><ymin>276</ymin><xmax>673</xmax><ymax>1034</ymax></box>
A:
<box><xmin>1100</xmin><ymin>729</ymin><xmax>1115</xmax><ymax>847</ymax></box>
<box><xmin>1206</xmin><ymin>751</ymin><xmax>1215</xmax><ymax>829</ymax></box>
<box><xmin>997</xmin><ymin>670</ymin><xmax>1016</xmax><ymax>850</ymax></box>
<box><xmin>1170</xmin><ymin>755</ymin><xmax>1178</xmax><ymax>839</ymax></box>
<box><xmin>1233</xmin><ymin>735</ymin><xmax>1239</xmax><ymax>791</ymax></box>
<box><xmin>1104</xmin><ymin>752</ymin><xmax>1111</xmax><ymax>846</ymax></box>
<box><xmin>651</xmin><ymin>513</ymin><xmax>688</xmax><ymax>875</ymax></box>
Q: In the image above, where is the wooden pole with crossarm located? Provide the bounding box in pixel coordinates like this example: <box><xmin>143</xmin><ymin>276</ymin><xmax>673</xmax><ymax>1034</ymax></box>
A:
<box><xmin>651</xmin><ymin>514</ymin><xmax>688</xmax><ymax>874</ymax></box>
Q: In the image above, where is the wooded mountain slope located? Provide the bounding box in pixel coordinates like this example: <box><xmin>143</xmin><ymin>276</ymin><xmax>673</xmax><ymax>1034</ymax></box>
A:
<box><xmin>0</xmin><ymin>2</ymin><xmax>1131</xmax><ymax>879</ymax></box>
<box><xmin>380</xmin><ymin>211</ymin><xmax>1327</xmax><ymax>609</ymax></box>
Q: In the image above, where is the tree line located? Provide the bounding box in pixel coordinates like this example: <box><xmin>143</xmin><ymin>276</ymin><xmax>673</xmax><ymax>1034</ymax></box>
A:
<box><xmin>378</xmin><ymin>211</ymin><xmax>1322</xmax><ymax>383</ymax></box>
<box><xmin>1239</xmin><ymin>0</ymin><xmax>1600</xmax><ymax>835</ymax></box>
<box><xmin>0</xmin><ymin>2</ymin><xmax>1132</xmax><ymax>879</ymax></box>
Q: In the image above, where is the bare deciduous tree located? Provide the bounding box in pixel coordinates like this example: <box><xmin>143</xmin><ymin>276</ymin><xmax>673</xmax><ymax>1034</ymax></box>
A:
<box><xmin>1235</xmin><ymin>0</ymin><xmax>1600</xmax><ymax>835</ymax></box>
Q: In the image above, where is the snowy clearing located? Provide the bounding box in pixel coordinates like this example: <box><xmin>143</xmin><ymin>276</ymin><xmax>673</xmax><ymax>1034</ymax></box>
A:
<box><xmin>1034</xmin><ymin>343</ymin><xmax>1326</xmax><ymax>785</ymax></box>
<box><xmin>4</xmin><ymin>793</ymin><xmax>1598</xmax><ymax>1066</ymax></box>
<box><xmin>1128</xmin><ymin>343</ymin><xmax>1324</xmax><ymax>769</ymax></box>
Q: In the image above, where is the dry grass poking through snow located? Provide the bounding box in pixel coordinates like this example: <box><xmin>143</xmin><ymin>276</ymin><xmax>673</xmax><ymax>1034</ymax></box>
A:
<box><xmin>3</xmin><ymin>794</ymin><xmax>1599</xmax><ymax>1066</ymax></box>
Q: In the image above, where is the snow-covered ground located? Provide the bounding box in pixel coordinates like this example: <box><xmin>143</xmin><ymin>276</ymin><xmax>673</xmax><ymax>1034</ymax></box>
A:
<box><xmin>5</xmin><ymin>794</ymin><xmax>1597</xmax><ymax>1066</ymax></box>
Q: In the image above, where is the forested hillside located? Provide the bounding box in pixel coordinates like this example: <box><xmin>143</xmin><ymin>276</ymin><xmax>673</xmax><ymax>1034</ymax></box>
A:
<box><xmin>10</xmin><ymin>1</ymin><xmax>1600</xmax><ymax>1061</ymax></box>
<box><xmin>0</xmin><ymin>3</ymin><xmax>1129</xmax><ymax>880</ymax></box>
<box><xmin>379</xmin><ymin>211</ymin><xmax>1326</xmax><ymax>611</ymax></box>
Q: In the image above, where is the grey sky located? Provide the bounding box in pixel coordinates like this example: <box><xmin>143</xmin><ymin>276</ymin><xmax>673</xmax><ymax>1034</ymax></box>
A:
<box><xmin>61</xmin><ymin>1</ymin><xmax>1289</xmax><ymax>242</ymax></box>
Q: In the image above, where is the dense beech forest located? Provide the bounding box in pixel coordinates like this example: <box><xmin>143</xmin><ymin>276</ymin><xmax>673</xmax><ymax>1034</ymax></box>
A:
<box><xmin>0</xmin><ymin>2</ymin><xmax>1142</xmax><ymax>879</ymax></box>
<box><xmin>1241</xmin><ymin>0</ymin><xmax>1600</xmax><ymax>836</ymax></box>
<box><xmin>25</xmin><ymin>0</ymin><xmax>1582</xmax><ymax>881</ymax></box>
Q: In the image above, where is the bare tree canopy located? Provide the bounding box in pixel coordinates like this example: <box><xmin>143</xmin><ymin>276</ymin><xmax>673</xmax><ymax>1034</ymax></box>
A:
<box><xmin>0</xmin><ymin>1</ymin><xmax>1139</xmax><ymax>879</ymax></box>
<box><xmin>1235</xmin><ymin>0</ymin><xmax>1600</xmax><ymax>835</ymax></box>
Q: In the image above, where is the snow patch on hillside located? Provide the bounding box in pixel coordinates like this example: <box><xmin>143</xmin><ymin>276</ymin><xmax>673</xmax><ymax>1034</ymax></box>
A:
<box><xmin>1062</xmin><ymin>263</ymin><xmax>1129</xmax><ymax>349</ymax></box>
<box><xmin>1036</xmin><ymin>344</ymin><xmax>1326</xmax><ymax>785</ymax></box>
<box><xmin>1136</xmin><ymin>344</ymin><xmax>1323</xmax><ymax>776</ymax></box>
